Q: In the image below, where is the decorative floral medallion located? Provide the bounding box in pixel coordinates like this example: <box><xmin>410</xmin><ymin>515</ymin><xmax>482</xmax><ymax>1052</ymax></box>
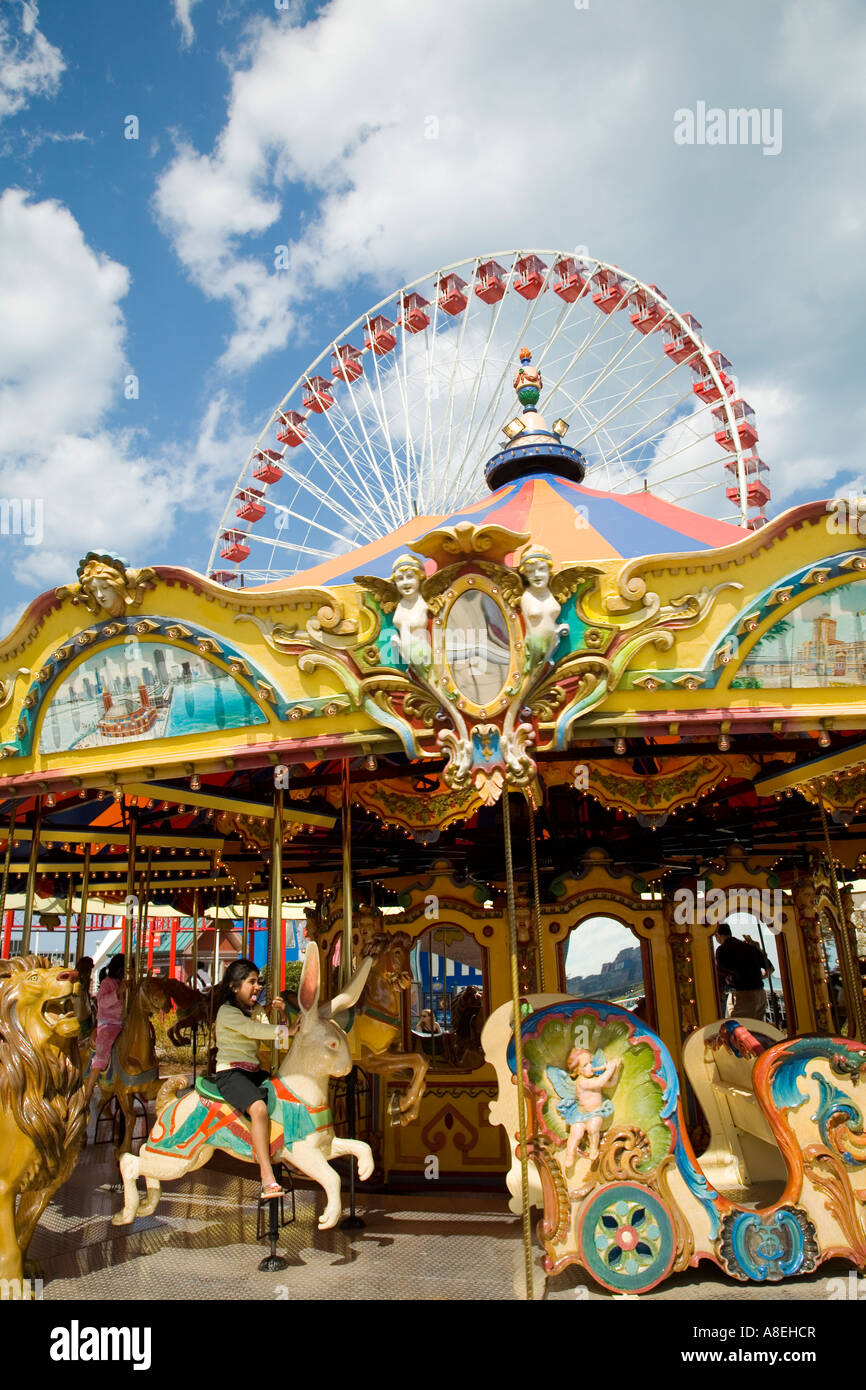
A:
<box><xmin>577</xmin><ymin>1183</ymin><xmax>675</xmax><ymax>1293</ymax></box>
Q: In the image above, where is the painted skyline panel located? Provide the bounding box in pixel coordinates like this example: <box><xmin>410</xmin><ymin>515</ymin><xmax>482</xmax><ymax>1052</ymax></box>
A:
<box><xmin>39</xmin><ymin>645</ymin><xmax>266</xmax><ymax>753</ymax></box>
<box><xmin>736</xmin><ymin>583</ymin><xmax>866</xmax><ymax>688</ymax></box>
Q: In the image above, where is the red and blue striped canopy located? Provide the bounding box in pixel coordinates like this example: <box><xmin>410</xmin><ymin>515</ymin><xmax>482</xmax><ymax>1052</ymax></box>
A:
<box><xmin>271</xmin><ymin>473</ymin><xmax>748</xmax><ymax>589</ymax></box>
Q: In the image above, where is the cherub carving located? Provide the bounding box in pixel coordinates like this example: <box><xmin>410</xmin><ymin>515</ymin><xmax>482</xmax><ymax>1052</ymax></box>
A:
<box><xmin>56</xmin><ymin>553</ymin><xmax>156</xmax><ymax>619</ymax></box>
<box><xmin>355</xmin><ymin>554</ymin><xmax>432</xmax><ymax>671</ymax></box>
<box><xmin>518</xmin><ymin>546</ymin><xmax>564</xmax><ymax>664</ymax></box>
<box><xmin>548</xmin><ymin>1045</ymin><xmax>623</xmax><ymax>1166</ymax></box>
<box><xmin>510</xmin><ymin>545</ymin><xmax>604</xmax><ymax>667</ymax></box>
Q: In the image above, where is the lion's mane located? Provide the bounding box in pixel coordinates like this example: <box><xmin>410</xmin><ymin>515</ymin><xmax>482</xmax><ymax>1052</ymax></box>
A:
<box><xmin>0</xmin><ymin>955</ymin><xmax>87</xmax><ymax>1189</ymax></box>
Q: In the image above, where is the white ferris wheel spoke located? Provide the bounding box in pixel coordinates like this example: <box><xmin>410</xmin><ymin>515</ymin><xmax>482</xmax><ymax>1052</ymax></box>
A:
<box><xmin>362</xmin><ymin>324</ymin><xmax>412</xmax><ymax>528</ymax></box>
<box><xmin>303</xmin><ymin>379</ymin><xmax>400</xmax><ymax>532</ymax></box>
<box><xmin>338</xmin><ymin>362</ymin><xmax>405</xmax><ymax>532</ymax></box>
<box><xmin>444</xmin><ymin>260</ymin><xmax>521</xmax><ymax>501</ymax></box>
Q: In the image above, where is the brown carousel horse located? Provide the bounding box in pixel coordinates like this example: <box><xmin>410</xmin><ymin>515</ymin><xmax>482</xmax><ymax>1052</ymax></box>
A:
<box><xmin>92</xmin><ymin>975</ymin><xmax>165</xmax><ymax>1157</ymax></box>
<box><xmin>346</xmin><ymin>932</ymin><xmax>429</xmax><ymax>1125</ymax></box>
<box><xmin>145</xmin><ymin>976</ymin><xmax>216</xmax><ymax>1049</ymax></box>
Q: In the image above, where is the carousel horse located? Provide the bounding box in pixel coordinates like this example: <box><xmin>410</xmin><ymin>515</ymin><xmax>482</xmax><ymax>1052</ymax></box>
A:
<box><xmin>445</xmin><ymin>984</ymin><xmax>486</xmax><ymax>1069</ymax></box>
<box><xmin>112</xmin><ymin>946</ymin><xmax>374</xmax><ymax>1231</ymax></box>
<box><xmin>92</xmin><ymin>975</ymin><xmax>165</xmax><ymax>1157</ymax></box>
<box><xmin>346</xmin><ymin>931</ymin><xmax>429</xmax><ymax>1126</ymax></box>
<box><xmin>0</xmin><ymin>956</ymin><xmax>87</xmax><ymax>1286</ymax></box>
<box><xmin>156</xmin><ymin>977</ymin><xmax>217</xmax><ymax>1049</ymax></box>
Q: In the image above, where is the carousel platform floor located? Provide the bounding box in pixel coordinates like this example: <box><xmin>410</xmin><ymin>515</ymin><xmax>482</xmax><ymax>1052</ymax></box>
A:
<box><xmin>31</xmin><ymin>1133</ymin><xmax>850</xmax><ymax>1302</ymax></box>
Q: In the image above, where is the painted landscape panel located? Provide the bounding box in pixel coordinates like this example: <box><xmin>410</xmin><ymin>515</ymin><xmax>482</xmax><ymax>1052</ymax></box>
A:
<box><xmin>735</xmin><ymin>583</ymin><xmax>866</xmax><ymax>688</ymax></box>
<box><xmin>39</xmin><ymin>646</ymin><xmax>266</xmax><ymax>753</ymax></box>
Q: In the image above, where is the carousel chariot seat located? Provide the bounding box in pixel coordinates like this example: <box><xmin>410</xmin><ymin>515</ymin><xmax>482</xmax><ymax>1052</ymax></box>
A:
<box><xmin>488</xmin><ymin>996</ymin><xmax>866</xmax><ymax>1294</ymax></box>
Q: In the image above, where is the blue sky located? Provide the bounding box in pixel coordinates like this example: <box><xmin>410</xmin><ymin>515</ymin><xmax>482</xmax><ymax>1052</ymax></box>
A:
<box><xmin>0</xmin><ymin>0</ymin><xmax>864</xmax><ymax>627</ymax></box>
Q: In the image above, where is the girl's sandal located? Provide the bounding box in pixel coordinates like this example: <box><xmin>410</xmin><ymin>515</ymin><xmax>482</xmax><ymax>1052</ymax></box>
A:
<box><xmin>261</xmin><ymin>1182</ymin><xmax>285</xmax><ymax>1200</ymax></box>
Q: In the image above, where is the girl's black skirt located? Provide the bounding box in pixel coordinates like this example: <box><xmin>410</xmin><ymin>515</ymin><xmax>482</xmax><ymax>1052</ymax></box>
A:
<box><xmin>214</xmin><ymin>1067</ymin><xmax>270</xmax><ymax>1115</ymax></box>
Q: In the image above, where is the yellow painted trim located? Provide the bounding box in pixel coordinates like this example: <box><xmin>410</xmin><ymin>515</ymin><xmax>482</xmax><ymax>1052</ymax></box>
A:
<box><xmin>122</xmin><ymin>783</ymin><xmax>335</xmax><ymax>827</ymax></box>
<box><xmin>755</xmin><ymin>742</ymin><xmax>866</xmax><ymax>795</ymax></box>
<box><xmin>6</xmin><ymin>827</ymin><xmax>225</xmax><ymax>850</ymax></box>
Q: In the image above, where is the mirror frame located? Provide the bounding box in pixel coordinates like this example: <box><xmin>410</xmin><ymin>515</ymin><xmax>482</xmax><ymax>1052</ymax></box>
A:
<box><xmin>434</xmin><ymin>572</ymin><xmax>523</xmax><ymax>719</ymax></box>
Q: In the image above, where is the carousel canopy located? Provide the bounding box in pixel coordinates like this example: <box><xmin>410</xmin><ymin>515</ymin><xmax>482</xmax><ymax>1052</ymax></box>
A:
<box><xmin>271</xmin><ymin>472</ymin><xmax>748</xmax><ymax>590</ymax></box>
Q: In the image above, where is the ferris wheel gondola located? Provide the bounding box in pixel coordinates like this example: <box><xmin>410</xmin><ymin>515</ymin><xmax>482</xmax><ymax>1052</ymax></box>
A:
<box><xmin>208</xmin><ymin>250</ymin><xmax>769</xmax><ymax>587</ymax></box>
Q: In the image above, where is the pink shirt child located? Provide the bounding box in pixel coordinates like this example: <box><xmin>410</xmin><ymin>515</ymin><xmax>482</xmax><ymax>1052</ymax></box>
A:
<box><xmin>90</xmin><ymin>976</ymin><xmax>124</xmax><ymax>1074</ymax></box>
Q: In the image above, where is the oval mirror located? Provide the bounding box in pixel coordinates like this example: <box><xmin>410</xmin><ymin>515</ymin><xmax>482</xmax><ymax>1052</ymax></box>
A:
<box><xmin>444</xmin><ymin>590</ymin><xmax>511</xmax><ymax>706</ymax></box>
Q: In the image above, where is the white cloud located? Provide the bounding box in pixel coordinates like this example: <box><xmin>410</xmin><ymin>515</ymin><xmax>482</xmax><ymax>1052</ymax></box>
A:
<box><xmin>0</xmin><ymin>192</ymin><xmax>250</xmax><ymax>595</ymax></box>
<box><xmin>154</xmin><ymin>2</ymin><xmax>657</xmax><ymax>372</ymax></box>
<box><xmin>0</xmin><ymin>1</ymin><xmax>64</xmax><ymax>121</ymax></box>
<box><xmin>0</xmin><ymin>190</ymin><xmax>129</xmax><ymax>455</ymax></box>
<box><xmin>172</xmin><ymin>0</ymin><xmax>203</xmax><ymax>50</ymax></box>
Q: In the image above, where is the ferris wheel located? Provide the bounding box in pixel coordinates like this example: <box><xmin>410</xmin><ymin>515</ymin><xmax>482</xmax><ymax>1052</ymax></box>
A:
<box><xmin>209</xmin><ymin>250</ymin><xmax>769</xmax><ymax>586</ymax></box>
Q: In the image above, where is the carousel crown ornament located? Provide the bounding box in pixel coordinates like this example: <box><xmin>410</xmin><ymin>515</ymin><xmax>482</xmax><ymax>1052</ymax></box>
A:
<box><xmin>513</xmin><ymin>345</ymin><xmax>542</xmax><ymax>409</ymax></box>
<box><xmin>55</xmin><ymin>552</ymin><xmax>157</xmax><ymax>619</ymax></box>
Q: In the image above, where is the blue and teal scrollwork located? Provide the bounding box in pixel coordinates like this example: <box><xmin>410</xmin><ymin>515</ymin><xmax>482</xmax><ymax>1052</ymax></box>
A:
<box><xmin>718</xmin><ymin>1206</ymin><xmax>819</xmax><ymax>1282</ymax></box>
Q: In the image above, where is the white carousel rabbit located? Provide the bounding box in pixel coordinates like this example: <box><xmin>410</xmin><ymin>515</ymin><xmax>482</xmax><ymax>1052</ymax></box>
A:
<box><xmin>113</xmin><ymin>945</ymin><xmax>374</xmax><ymax>1231</ymax></box>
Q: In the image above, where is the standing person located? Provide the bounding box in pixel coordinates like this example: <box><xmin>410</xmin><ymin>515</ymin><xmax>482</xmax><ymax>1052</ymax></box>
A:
<box><xmin>74</xmin><ymin>956</ymin><xmax>96</xmax><ymax>1044</ymax></box>
<box><xmin>213</xmin><ymin>958</ymin><xmax>291</xmax><ymax>1200</ymax></box>
<box><xmin>713</xmin><ymin>924</ymin><xmax>767</xmax><ymax>1020</ymax></box>
<box><xmin>83</xmin><ymin>954</ymin><xmax>126</xmax><ymax>1102</ymax></box>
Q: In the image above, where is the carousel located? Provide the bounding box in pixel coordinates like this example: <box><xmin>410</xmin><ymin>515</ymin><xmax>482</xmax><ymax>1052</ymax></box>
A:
<box><xmin>2</xmin><ymin>250</ymin><xmax>866</xmax><ymax>1300</ymax></box>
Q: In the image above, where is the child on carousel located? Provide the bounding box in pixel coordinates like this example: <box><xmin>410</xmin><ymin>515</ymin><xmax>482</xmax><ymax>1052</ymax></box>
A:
<box><xmin>83</xmin><ymin>954</ymin><xmax>126</xmax><ymax>1103</ymax></box>
<box><xmin>213</xmin><ymin>959</ymin><xmax>292</xmax><ymax>1200</ymax></box>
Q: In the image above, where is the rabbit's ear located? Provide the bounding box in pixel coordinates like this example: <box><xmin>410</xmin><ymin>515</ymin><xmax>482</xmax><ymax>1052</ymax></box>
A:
<box><xmin>329</xmin><ymin>955</ymin><xmax>372</xmax><ymax>1018</ymax></box>
<box><xmin>297</xmin><ymin>946</ymin><xmax>321</xmax><ymax>1019</ymax></box>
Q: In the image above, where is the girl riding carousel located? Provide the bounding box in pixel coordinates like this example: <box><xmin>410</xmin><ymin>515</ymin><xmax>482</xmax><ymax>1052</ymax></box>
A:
<box><xmin>213</xmin><ymin>959</ymin><xmax>292</xmax><ymax>1199</ymax></box>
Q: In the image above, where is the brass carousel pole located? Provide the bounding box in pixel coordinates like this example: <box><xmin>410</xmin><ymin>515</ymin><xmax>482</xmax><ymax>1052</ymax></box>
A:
<box><xmin>268</xmin><ymin>789</ymin><xmax>284</xmax><ymax>1067</ymax></box>
<box><xmin>191</xmin><ymin>887</ymin><xmax>200</xmax><ymax>988</ymax></box>
<box><xmin>212</xmin><ymin>877</ymin><xmax>222</xmax><ymax>987</ymax></box>
<box><xmin>340</xmin><ymin>759</ymin><xmax>353</xmax><ymax>989</ymax></box>
<box><xmin>527</xmin><ymin>802</ymin><xmax>545</xmax><ymax>993</ymax></box>
<box><xmin>503</xmin><ymin>786</ymin><xmax>535</xmax><ymax>1301</ymax></box>
<box><xmin>340</xmin><ymin>756</ymin><xmax>363</xmax><ymax>1231</ymax></box>
<box><xmin>123</xmin><ymin>804</ymin><xmax>138</xmax><ymax>1006</ymax></box>
<box><xmin>136</xmin><ymin>846</ymin><xmax>153</xmax><ymax>980</ymax></box>
<box><xmin>241</xmin><ymin>883</ymin><xmax>251</xmax><ymax>958</ymax></box>
<box><xmin>0</xmin><ymin>802</ymin><xmax>18</xmax><ymax>941</ymax></box>
<box><xmin>817</xmin><ymin>787</ymin><xmax>866</xmax><ymax>1041</ymax></box>
<box><xmin>21</xmin><ymin>796</ymin><xmax>42</xmax><ymax>955</ymax></box>
<box><xmin>190</xmin><ymin>886</ymin><xmax>201</xmax><ymax>1081</ymax></box>
<box><xmin>63</xmin><ymin>873</ymin><xmax>74</xmax><ymax>967</ymax></box>
<box><xmin>75</xmin><ymin>844</ymin><xmax>91</xmax><ymax>965</ymax></box>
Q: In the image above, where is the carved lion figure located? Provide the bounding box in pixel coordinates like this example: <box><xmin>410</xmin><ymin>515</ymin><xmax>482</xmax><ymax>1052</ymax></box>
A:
<box><xmin>0</xmin><ymin>956</ymin><xmax>86</xmax><ymax>1286</ymax></box>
